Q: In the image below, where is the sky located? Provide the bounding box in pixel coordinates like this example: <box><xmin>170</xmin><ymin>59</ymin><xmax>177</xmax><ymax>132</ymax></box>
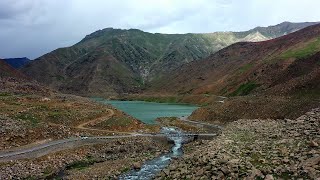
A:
<box><xmin>0</xmin><ymin>0</ymin><xmax>320</xmax><ymax>59</ymax></box>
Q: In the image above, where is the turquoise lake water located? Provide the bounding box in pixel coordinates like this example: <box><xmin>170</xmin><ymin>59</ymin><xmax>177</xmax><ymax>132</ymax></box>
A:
<box><xmin>93</xmin><ymin>99</ymin><xmax>198</xmax><ymax>124</ymax></box>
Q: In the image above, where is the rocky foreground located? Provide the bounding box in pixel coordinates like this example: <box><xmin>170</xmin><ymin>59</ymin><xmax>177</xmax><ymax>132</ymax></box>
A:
<box><xmin>156</xmin><ymin>108</ymin><xmax>320</xmax><ymax>179</ymax></box>
<box><xmin>0</xmin><ymin>137</ymin><xmax>169</xmax><ymax>179</ymax></box>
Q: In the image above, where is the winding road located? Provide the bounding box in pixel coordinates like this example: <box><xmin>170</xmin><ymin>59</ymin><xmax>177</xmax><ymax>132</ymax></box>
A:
<box><xmin>0</xmin><ymin>108</ymin><xmax>220</xmax><ymax>162</ymax></box>
<box><xmin>0</xmin><ymin>133</ymin><xmax>217</xmax><ymax>162</ymax></box>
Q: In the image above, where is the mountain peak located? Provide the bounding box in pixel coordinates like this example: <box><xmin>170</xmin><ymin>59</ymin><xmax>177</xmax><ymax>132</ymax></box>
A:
<box><xmin>23</xmin><ymin>21</ymin><xmax>319</xmax><ymax>96</ymax></box>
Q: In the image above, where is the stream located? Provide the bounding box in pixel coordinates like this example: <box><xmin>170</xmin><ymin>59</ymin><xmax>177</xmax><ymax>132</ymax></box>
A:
<box><xmin>119</xmin><ymin>127</ymin><xmax>191</xmax><ymax>180</ymax></box>
<box><xmin>92</xmin><ymin>99</ymin><xmax>199</xmax><ymax>179</ymax></box>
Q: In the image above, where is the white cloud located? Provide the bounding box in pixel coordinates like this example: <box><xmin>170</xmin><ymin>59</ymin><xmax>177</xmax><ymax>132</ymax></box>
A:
<box><xmin>0</xmin><ymin>0</ymin><xmax>319</xmax><ymax>59</ymax></box>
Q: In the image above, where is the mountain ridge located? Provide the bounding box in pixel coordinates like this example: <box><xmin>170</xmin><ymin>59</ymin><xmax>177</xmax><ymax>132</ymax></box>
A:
<box><xmin>149</xmin><ymin>23</ymin><xmax>320</xmax><ymax>96</ymax></box>
<box><xmin>3</xmin><ymin>57</ymin><xmax>30</xmax><ymax>69</ymax></box>
<box><xmin>0</xmin><ymin>59</ymin><xmax>27</xmax><ymax>79</ymax></box>
<box><xmin>22</xmin><ymin>21</ymin><xmax>319</xmax><ymax>96</ymax></box>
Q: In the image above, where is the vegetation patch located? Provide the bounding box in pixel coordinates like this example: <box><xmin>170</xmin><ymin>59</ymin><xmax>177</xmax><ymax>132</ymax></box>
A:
<box><xmin>15</xmin><ymin>112</ymin><xmax>39</xmax><ymax>126</ymax></box>
<box><xmin>0</xmin><ymin>92</ymin><xmax>12</xmax><ymax>96</ymax></box>
<box><xmin>66</xmin><ymin>156</ymin><xmax>102</xmax><ymax>171</ymax></box>
<box><xmin>132</xmin><ymin>96</ymin><xmax>181</xmax><ymax>104</ymax></box>
<box><xmin>121</xmin><ymin>167</ymin><xmax>130</xmax><ymax>173</ymax></box>
<box><xmin>229</xmin><ymin>82</ymin><xmax>259</xmax><ymax>96</ymax></box>
<box><xmin>40</xmin><ymin>167</ymin><xmax>57</xmax><ymax>178</ymax></box>
<box><xmin>238</xmin><ymin>63</ymin><xmax>253</xmax><ymax>73</ymax></box>
<box><xmin>55</xmin><ymin>75</ymin><xmax>65</xmax><ymax>81</ymax></box>
<box><xmin>102</xmin><ymin>117</ymin><xmax>132</xmax><ymax>127</ymax></box>
<box><xmin>280</xmin><ymin>37</ymin><xmax>320</xmax><ymax>59</ymax></box>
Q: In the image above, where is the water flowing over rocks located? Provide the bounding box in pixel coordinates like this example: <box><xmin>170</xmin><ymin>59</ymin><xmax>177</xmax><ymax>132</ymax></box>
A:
<box><xmin>156</xmin><ymin>108</ymin><xmax>320</xmax><ymax>179</ymax></box>
<box><xmin>119</xmin><ymin>127</ymin><xmax>189</xmax><ymax>180</ymax></box>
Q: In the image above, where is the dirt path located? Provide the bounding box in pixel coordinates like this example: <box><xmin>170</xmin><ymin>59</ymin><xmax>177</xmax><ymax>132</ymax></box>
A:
<box><xmin>48</xmin><ymin>108</ymin><xmax>135</xmax><ymax>134</ymax></box>
<box><xmin>76</xmin><ymin>109</ymin><xmax>115</xmax><ymax>129</ymax></box>
<box><xmin>75</xmin><ymin>108</ymin><xmax>137</xmax><ymax>134</ymax></box>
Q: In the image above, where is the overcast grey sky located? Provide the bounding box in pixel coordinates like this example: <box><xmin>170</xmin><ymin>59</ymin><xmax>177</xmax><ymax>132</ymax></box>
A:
<box><xmin>0</xmin><ymin>0</ymin><xmax>320</xmax><ymax>59</ymax></box>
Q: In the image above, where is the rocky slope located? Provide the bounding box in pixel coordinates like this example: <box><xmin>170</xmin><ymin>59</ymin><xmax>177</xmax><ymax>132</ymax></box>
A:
<box><xmin>151</xmin><ymin>24</ymin><xmax>320</xmax><ymax>97</ymax></box>
<box><xmin>146</xmin><ymin>24</ymin><xmax>320</xmax><ymax>123</ymax></box>
<box><xmin>0</xmin><ymin>137</ymin><xmax>170</xmax><ymax>179</ymax></box>
<box><xmin>1</xmin><ymin>55</ymin><xmax>166</xmax><ymax>179</ymax></box>
<box><xmin>156</xmin><ymin>108</ymin><xmax>320</xmax><ymax>179</ymax></box>
<box><xmin>0</xmin><ymin>59</ymin><xmax>152</xmax><ymax>150</ymax></box>
<box><xmin>0</xmin><ymin>59</ymin><xmax>27</xmax><ymax>79</ymax></box>
<box><xmin>3</xmin><ymin>57</ymin><xmax>30</xmax><ymax>69</ymax></box>
<box><xmin>22</xmin><ymin>22</ymin><xmax>318</xmax><ymax>96</ymax></box>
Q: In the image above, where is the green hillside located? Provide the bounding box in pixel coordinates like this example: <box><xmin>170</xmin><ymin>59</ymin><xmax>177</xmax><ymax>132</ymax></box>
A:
<box><xmin>22</xmin><ymin>22</ymin><xmax>319</xmax><ymax>96</ymax></box>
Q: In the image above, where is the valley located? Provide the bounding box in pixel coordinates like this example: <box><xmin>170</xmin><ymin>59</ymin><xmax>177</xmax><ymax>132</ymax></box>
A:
<box><xmin>0</xmin><ymin>21</ymin><xmax>320</xmax><ymax>179</ymax></box>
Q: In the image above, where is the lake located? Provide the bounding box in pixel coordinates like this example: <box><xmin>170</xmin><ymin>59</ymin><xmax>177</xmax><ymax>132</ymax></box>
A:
<box><xmin>93</xmin><ymin>99</ymin><xmax>198</xmax><ymax>124</ymax></box>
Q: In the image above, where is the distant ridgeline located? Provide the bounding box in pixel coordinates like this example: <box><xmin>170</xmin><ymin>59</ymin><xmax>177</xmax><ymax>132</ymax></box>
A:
<box><xmin>21</xmin><ymin>21</ymin><xmax>319</xmax><ymax>96</ymax></box>
<box><xmin>3</xmin><ymin>57</ymin><xmax>31</xmax><ymax>69</ymax></box>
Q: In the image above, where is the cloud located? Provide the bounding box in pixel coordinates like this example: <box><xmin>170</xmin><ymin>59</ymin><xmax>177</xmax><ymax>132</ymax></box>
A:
<box><xmin>0</xmin><ymin>0</ymin><xmax>319</xmax><ymax>59</ymax></box>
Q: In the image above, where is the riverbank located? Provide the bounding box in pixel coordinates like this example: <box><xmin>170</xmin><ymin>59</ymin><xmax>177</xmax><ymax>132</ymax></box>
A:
<box><xmin>0</xmin><ymin>137</ymin><xmax>170</xmax><ymax>179</ymax></box>
<box><xmin>156</xmin><ymin>108</ymin><xmax>320</xmax><ymax>179</ymax></box>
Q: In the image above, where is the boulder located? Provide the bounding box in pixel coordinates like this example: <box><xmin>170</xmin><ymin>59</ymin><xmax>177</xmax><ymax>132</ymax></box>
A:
<box><xmin>132</xmin><ymin>162</ymin><xmax>142</xmax><ymax>170</ymax></box>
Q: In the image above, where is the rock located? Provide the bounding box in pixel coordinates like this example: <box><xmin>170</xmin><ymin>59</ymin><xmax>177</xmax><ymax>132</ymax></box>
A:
<box><xmin>303</xmin><ymin>156</ymin><xmax>320</xmax><ymax>167</ymax></box>
<box><xmin>250</xmin><ymin>168</ymin><xmax>263</xmax><ymax>179</ymax></box>
<box><xmin>218</xmin><ymin>158</ymin><xmax>228</xmax><ymax>164</ymax></box>
<box><xmin>282</xmin><ymin>158</ymin><xmax>290</xmax><ymax>163</ymax></box>
<box><xmin>40</xmin><ymin>97</ymin><xmax>51</xmax><ymax>102</ymax></box>
<box><xmin>163</xmin><ymin>169</ymin><xmax>170</xmax><ymax>175</ymax></box>
<box><xmin>132</xmin><ymin>162</ymin><xmax>142</xmax><ymax>170</ymax></box>
<box><xmin>220</xmin><ymin>166</ymin><xmax>230</xmax><ymax>175</ymax></box>
<box><xmin>303</xmin><ymin>167</ymin><xmax>317</xmax><ymax>179</ymax></box>
<box><xmin>228</xmin><ymin>159</ymin><xmax>240</xmax><ymax>165</ymax></box>
<box><xmin>196</xmin><ymin>169</ymin><xmax>204</xmax><ymax>176</ymax></box>
<box><xmin>309</xmin><ymin>140</ymin><xmax>319</xmax><ymax>147</ymax></box>
<box><xmin>264</xmin><ymin>174</ymin><xmax>274</xmax><ymax>180</ymax></box>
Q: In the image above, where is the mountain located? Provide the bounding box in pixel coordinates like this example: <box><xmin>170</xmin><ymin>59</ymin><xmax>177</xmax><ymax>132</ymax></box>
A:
<box><xmin>0</xmin><ymin>59</ymin><xmax>27</xmax><ymax>79</ymax></box>
<box><xmin>147</xmin><ymin>24</ymin><xmax>320</xmax><ymax>123</ymax></box>
<box><xmin>22</xmin><ymin>21</ymin><xmax>319</xmax><ymax>96</ymax></box>
<box><xmin>3</xmin><ymin>57</ymin><xmax>30</xmax><ymax>69</ymax></box>
<box><xmin>150</xmin><ymin>24</ymin><xmax>320</xmax><ymax>97</ymax></box>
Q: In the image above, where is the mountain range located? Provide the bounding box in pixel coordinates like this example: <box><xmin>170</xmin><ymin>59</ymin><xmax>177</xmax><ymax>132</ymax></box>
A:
<box><xmin>3</xmin><ymin>57</ymin><xmax>30</xmax><ymax>69</ymax></box>
<box><xmin>22</xmin><ymin>21</ymin><xmax>319</xmax><ymax>96</ymax></box>
<box><xmin>150</xmin><ymin>24</ymin><xmax>320</xmax><ymax>97</ymax></box>
<box><xmin>146</xmin><ymin>24</ymin><xmax>320</xmax><ymax>123</ymax></box>
<box><xmin>0</xmin><ymin>59</ymin><xmax>26</xmax><ymax>79</ymax></box>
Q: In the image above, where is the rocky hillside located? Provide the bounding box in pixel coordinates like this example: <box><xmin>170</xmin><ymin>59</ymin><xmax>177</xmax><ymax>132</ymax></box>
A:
<box><xmin>3</xmin><ymin>57</ymin><xmax>30</xmax><ymax>69</ymax></box>
<box><xmin>21</xmin><ymin>22</ymin><xmax>318</xmax><ymax>96</ymax></box>
<box><xmin>156</xmin><ymin>108</ymin><xmax>320</xmax><ymax>179</ymax></box>
<box><xmin>0</xmin><ymin>59</ymin><xmax>27</xmax><ymax>79</ymax></box>
<box><xmin>151</xmin><ymin>24</ymin><xmax>320</xmax><ymax>97</ymax></box>
<box><xmin>146</xmin><ymin>24</ymin><xmax>320</xmax><ymax>123</ymax></box>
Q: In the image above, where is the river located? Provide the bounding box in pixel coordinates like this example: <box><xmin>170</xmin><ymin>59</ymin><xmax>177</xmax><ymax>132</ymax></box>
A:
<box><xmin>92</xmin><ymin>99</ymin><xmax>199</xmax><ymax>179</ymax></box>
<box><xmin>119</xmin><ymin>127</ymin><xmax>191</xmax><ymax>180</ymax></box>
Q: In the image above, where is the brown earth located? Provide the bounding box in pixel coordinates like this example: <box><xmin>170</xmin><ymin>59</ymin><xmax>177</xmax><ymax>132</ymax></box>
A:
<box><xmin>150</xmin><ymin>24</ymin><xmax>320</xmax><ymax>97</ymax></box>
<box><xmin>145</xmin><ymin>24</ymin><xmax>320</xmax><ymax>124</ymax></box>
<box><xmin>0</xmin><ymin>137</ymin><xmax>170</xmax><ymax>179</ymax></box>
<box><xmin>156</xmin><ymin>108</ymin><xmax>320</xmax><ymax>179</ymax></box>
<box><xmin>0</xmin><ymin>75</ymin><xmax>155</xmax><ymax>151</ymax></box>
<box><xmin>0</xmin><ymin>60</ymin><xmax>27</xmax><ymax>79</ymax></box>
<box><xmin>189</xmin><ymin>95</ymin><xmax>320</xmax><ymax>125</ymax></box>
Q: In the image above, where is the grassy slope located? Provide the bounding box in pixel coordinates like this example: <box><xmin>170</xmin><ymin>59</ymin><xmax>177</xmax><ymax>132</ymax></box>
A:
<box><xmin>147</xmin><ymin>24</ymin><xmax>320</xmax><ymax>123</ymax></box>
<box><xmin>0</xmin><ymin>75</ymin><xmax>151</xmax><ymax>150</ymax></box>
<box><xmin>22</xmin><ymin>22</ymin><xmax>318</xmax><ymax>96</ymax></box>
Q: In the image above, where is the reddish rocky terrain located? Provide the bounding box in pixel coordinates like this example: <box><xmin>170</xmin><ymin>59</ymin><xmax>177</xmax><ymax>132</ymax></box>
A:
<box><xmin>147</xmin><ymin>24</ymin><xmax>320</xmax><ymax>123</ymax></box>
